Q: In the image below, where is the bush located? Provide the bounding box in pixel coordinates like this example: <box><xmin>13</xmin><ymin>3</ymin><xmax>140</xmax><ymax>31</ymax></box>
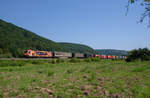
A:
<box><xmin>0</xmin><ymin>60</ymin><xmax>26</xmax><ymax>67</ymax></box>
<box><xmin>67</xmin><ymin>69</ymin><xmax>73</xmax><ymax>74</ymax></box>
<box><xmin>31</xmin><ymin>60</ymin><xmax>44</xmax><ymax>65</ymax></box>
<box><xmin>69</xmin><ymin>58</ymin><xmax>80</xmax><ymax>63</ymax></box>
<box><xmin>0</xmin><ymin>91</ymin><xmax>3</xmax><ymax>98</ymax></box>
<box><xmin>17</xmin><ymin>61</ymin><xmax>26</xmax><ymax>67</ymax></box>
<box><xmin>91</xmin><ymin>57</ymin><xmax>101</xmax><ymax>62</ymax></box>
<box><xmin>127</xmin><ymin>48</ymin><xmax>150</xmax><ymax>62</ymax></box>
<box><xmin>0</xmin><ymin>53</ymin><xmax>12</xmax><ymax>58</ymax></box>
<box><xmin>51</xmin><ymin>59</ymin><xmax>57</xmax><ymax>64</ymax></box>
<box><xmin>125</xmin><ymin>58</ymin><xmax>132</xmax><ymax>62</ymax></box>
<box><xmin>84</xmin><ymin>58</ymin><xmax>92</xmax><ymax>62</ymax></box>
<box><xmin>56</xmin><ymin>58</ymin><xmax>65</xmax><ymax>63</ymax></box>
<box><xmin>47</xmin><ymin>71</ymin><xmax>54</xmax><ymax>76</ymax></box>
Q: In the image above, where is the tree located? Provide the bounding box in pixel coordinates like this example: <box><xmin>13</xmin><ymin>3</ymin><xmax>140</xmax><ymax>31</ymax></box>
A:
<box><xmin>0</xmin><ymin>48</ymin><xmax>3</xmax><ymax>54</ymax></box>
<box><xmin>128</xmin><ymin>0</ymin><xmax>150</xmax><ymax>27</ymax></box>
<box><xmin>126</xmin><ymin>48</ymin><xmax>150</xmax><ymax>62</ymax></box>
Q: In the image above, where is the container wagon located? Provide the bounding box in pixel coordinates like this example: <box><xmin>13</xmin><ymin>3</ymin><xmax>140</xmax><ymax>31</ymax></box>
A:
<box><xmin>119</xmin><ymin>56</ymin><xmax>123</xmax><ymax>59</ymax></box>
<box><xmin>99</xmin><ymin>55</ymin><xmax>107</xmax><ymax>59</ymax></box>
<box><xmin>112</xmin><ymin>56</ymin><xmax>116</xmax><ymax>59</ymax></box>
<box><xmin>84</xmin><ymin>54</ymin><xmax>94</xmax><ymax>58</ymax></box>
<box><xmin>107</xmin><ymin>55</ymin><xmax>113</xmax><ymax>59</ymax></box>
<box><xmin>94</xmin><ymin>54</ymin><xmax>101</xmax><ymax>58</ymax></box>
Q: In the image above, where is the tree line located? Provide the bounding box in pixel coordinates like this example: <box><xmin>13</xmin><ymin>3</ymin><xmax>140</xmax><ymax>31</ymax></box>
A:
<box><xmin>126</xmin><ymin>48</ymin><xmax>150</xmax><ymax>62</ymax></box>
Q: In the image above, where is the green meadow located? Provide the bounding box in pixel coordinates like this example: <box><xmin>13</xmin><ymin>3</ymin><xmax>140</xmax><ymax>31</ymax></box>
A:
<box><xmin>0</xmin><ymin>59</ymin><xmax>150</xmax><ymax>98</ymax></box>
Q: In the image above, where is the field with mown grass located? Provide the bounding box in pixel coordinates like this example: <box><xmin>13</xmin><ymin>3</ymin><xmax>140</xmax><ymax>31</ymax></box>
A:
<box><xmin>0</xmin><ymin>59</ymin><xmax>150</xmax><ymax>98</ymax></box>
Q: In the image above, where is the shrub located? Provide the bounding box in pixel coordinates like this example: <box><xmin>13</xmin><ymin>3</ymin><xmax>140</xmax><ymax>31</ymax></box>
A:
<box><xmin>17</xmin><ymin>61</ymin><xmax>26</xmax><ymax>67</ymax></box>
<box><xmin>126</xmin><ymin>48</ymin><xmax>150</xmax><ymax>62</ymax></box>
<box><xmin>67</xmin><ymin>69</ymin><xmax>73</xmax><ymax>74</ymax></box>
<box><xmin>0</xmin><ymin>53</ymin><xmax>12</xmax><ymax>58</ymax></box>
<box><xmin>56</xmin><ymin>58</ymin><xmax>65</xmax><ymax>63</ymax></box>
<box><xmin>31</xmin><ymin>60</ymin><xmax>44</xmax><ymax>65</ymax></box>
<box><xmin>0</xmin><ymin>92</ymin><xmax>3</xmax><ymax>98</ymax></box>
<box><xmin>91</xmin><ymin>57</ymin><xmax>101</xmax><ymax>62</ymax></box>
<box><xmin>47</xmin><ymin>71</ymin><xmax>54</xmax><ymax>76</ymax></box>
<box><xmin>84</xmin><ymin>58</ymin><xmax>92</xmax><ymax>62</ymax></box>
<box><xmin>69</xmin><ymin>58</ymin><xmax>80</xmax><ymax>63</ymax></box>
<box><xmin>125</xmin><ymin>57</ymin><xmax>132</xmax><ymax>62</ymax></box>
<box><xmin>8</xmin><ymin>91</ymin><xmax>19</xmax><ymax>97</ymax></box>
<box><xmin>0</xmin><ymin>60</ymin><xmax>26</xmax><ymax>67</ymax></box>
<box><xmin>51</xmin><ymin>59</ymin><xmax>57</xmax><ymax>64</ymax></box>
<box><xmin>37</xmin><ymin>70</ymin><xmax>43</xmax><ymax>74</ymax></box>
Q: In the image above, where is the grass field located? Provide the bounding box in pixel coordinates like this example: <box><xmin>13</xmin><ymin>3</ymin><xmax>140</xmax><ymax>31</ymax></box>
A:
<box><xmin>0</xmin><ymin>59</ymin><xmax>150</xmax><ymax>98</ymax></box>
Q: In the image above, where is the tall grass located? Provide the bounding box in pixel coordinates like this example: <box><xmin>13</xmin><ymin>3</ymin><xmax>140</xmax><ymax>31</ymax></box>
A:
<box><xmin>0</xmin><ymin>60</ymin><xmax>150</xmax><ymax>97</ymax></box>
<box><xmin>0</xmin><ymin>58</ymin><xmax>125</xmax><ymax>67</ymax></box>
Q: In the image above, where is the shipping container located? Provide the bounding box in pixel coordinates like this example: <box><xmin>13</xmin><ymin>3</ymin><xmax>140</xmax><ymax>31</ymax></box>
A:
<box><xmin>112</xmin><ymin>56</ymin><xmax>116</xmax><ymax>59</ymax></box>
<box><xmin>84</xmin><ymin>54</ymin><xmax>93</xmax><ymax>58</ymax></box>
<box><xmin>116</xmin><ymin>56</ymin><xmax>119</xmax><ymax>59</ymax></box>
<box><xmin>107</xmin><ymin>55</ymin><xmax>113</xmax><ymax>59</ymax></box>
<box><xmin>123</xmin><ymin>56</ymin><xmax>127</xmax><ymax>59</ymax></box>
<box><xmin>94</xmin><ymin>54</ymin><xmax>101</xmax><ymax>58</ymax></box>
<box><xmin>100</xmin><ymin>55</ymin><xmax>107</xmax><ymax>59</ymax></box>
<box><xmin>119</xmin><ymin>56</ymin><xmax>123</xmax><ymax>59</ymax></box>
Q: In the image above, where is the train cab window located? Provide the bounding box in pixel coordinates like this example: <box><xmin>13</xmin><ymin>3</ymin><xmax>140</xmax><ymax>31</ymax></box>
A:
<box><xmin>44</xmin><ymin>53</ymin><xmax>47</xmax><ymax>55</ymax></box>
<box><xmin>37</xmin><ymin>52</ymin><xmax>47</xmax><ymax>55</ymax></box>
<box><xmin>24</xmin><ymin>50</ymin><xmax>28</xmax><ymax>53</ymax></box>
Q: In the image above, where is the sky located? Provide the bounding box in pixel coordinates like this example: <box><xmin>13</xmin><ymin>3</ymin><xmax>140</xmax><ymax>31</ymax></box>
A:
<box><xmin>0</xmin><ymin>0</ymin><xmax>150</xmax><ymax>50</ymax></box>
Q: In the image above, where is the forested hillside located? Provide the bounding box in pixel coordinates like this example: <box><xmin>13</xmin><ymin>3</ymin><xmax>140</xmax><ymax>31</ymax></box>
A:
<box><xmin>59</xmin><ymin>42</ymin><xmax>96</xmax><ymax>54</ymax></box>
<box><xmin>0</xmin><ymin>19</ymin><xmax>96</xmax><ymax>57</ymax></box>
<box><xmin>95</xmin><ymin>49</ymin><xmax>128</xmax><ymax>56</ymax></box>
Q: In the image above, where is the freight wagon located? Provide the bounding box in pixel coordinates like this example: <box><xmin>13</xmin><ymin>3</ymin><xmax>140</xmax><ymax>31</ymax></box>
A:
<box><xmin>107</xmin><ymin>55</ymin><xmax>113</xmax><ymax>59</ymax></box>
<box><xmin>72</xmin><ymin>53</ymin><xmax>84</xmax><ymax>58</ymax></box>
<box><xmin>119</xmin><ymin>56</ymin><xmax>123</xmax><ymax>59</ymax></box>
<box><xmin>53</xmin><ymin>52</ymin><xmax>72</xmax><ymax>58</ymax></box>
<box><xmin>93</xmin><ymin>54</ymin><xmax>101</xmax><ymax>58</ymax></box>
<box><xmin>116</xmin><ymin>56</ymin><xmax>119</xmax><ymax>59</ymax></box>
<box><xmin>84</xmin><ymin>54</ymin><xmax>94</xmax><ymax>58</ymax></box>
<box><xmin>100</xmin><ymin>55</ymin><xmax>107</xmax><ymax>59</ymax></box>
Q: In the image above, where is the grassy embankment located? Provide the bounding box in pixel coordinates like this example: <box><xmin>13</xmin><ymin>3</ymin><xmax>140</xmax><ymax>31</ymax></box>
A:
<box><xmin>0</xmin><ymin>59</ymin><xmax>150</xmax><ymax>97</ymax></box>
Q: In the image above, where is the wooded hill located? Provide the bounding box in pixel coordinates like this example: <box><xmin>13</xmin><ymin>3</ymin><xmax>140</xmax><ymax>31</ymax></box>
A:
<box><xmin>0</xmin><ymin>19</ymin><xmax>96</xmax><ymax>57</ymax></box>
<box><xmin>59</xmin><ymin>42</ymin><xmax>96</xmax><ymax>54</ymax></box>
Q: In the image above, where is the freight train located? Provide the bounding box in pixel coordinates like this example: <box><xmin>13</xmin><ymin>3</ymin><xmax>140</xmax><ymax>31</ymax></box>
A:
<box><xmin>24</xmin><ymin>50</ymin><xmax>88</xmax><ymax>58</ymax></box>
<box><xmin>24</xmin><ymin>50</ymin><xmax>127</xmax><ymax>59</ymax></box>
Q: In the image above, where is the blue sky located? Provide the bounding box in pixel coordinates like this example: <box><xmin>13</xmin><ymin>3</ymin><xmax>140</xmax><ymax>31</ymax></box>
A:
<box><xmin>0</xmin><ymin>0</ymin><xmax>150</xmax><ymax>50</ymax></box>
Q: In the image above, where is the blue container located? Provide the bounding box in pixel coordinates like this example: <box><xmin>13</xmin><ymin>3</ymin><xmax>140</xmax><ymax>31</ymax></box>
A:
<box><xmin>119</xmin><ymin>56</ymin><xmax>123</xmax><ymax>59</ymax></box>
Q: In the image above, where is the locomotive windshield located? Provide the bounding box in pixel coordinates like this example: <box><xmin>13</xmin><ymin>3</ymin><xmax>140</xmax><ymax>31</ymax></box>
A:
<box><xmin>24</xmin><ymin>50</ymin><xmax>28</xmax><ymax>53</ymax></box>
<box><xmin>37</xmin><ymin>52</ymin><xmax>47</xmax><ymax>55</ymax></box>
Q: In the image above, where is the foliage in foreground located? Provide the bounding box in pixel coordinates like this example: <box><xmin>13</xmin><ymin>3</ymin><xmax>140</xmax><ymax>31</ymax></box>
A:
<box><xmin>0</xmin><ymin>60</ymin><xmax>150</xmax><ymax>97</ymax></box>
<box><xmin>0</xmin><ymin>58</ymin><xmax>102</xmax><ymax>67</ymax></box>
<box><xmin>129</xmin><ymin>0</ymin><xmax>150</xmax><ymax>27</ymax></box>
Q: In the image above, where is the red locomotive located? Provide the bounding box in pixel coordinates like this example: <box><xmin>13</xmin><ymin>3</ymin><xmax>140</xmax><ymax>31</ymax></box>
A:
<box><xmin>24</xmin><ymin>50</ymin><xmax>53</xmax><ymax>58</ymax></box>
